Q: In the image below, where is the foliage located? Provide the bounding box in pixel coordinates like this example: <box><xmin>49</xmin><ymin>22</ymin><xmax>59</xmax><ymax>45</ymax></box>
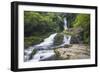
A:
<box><xmin>24</xmin><ymin>11</ymin><xmax>90</xmax><ymax>49</ymax></box>
<box><xmin>65</xmin><ymin>13</ymin><xmax>77</xmax><ymax>28</ymax></box>
<box><xmin>24</xmin><ymin>36</ymin><xmax>43</xmax><ymax>49</ymax></box>
<box><xmin>72</xmin><ymin>14</ymin><xmax>90</xmax><ymax>44</ymax></box>
<box><xmin>24</xmin><ymin>11</ymin><xmax>64</xmax><ymax>37</ymax></box>
<box><xmin>24</xmin><ymin>11</ymin><xmax>66</xmax><ymax>48</ymax></box>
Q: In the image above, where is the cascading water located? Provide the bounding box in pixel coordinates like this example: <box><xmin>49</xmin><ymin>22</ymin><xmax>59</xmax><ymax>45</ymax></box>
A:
<box><xmin>64</xmin><ymin>17</ymin><xmax>68</xmax><ymax>30</ymax></box>
<box><xmin>24</xmin><ymin>33</ymin><xmax>57</xmax><ymax>62</ymax></box>
<box><xmin>63</xmin><ymin>17</ymin><xmax>71</xmax><ymax>45</ymax></box>
<box><xmin>34</xmin><ymin>33</ymin><xmax>57</xmax><ymax>50</ymax></box>
<box><xmin>63</xmin><ymin>35</ymin><xmax>71</xmax><ymax>45</ymax></box>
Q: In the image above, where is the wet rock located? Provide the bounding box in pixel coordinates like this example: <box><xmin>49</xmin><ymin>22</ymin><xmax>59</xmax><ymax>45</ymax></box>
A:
<box><xmin>54</xmin><ymin>33</ymin><xmax>63</xmax><ymax>46</ymax></box>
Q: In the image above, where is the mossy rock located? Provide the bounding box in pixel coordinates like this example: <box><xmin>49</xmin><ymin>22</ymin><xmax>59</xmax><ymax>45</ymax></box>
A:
<box><xmin>54</xmin><ymin>33</ymin><xmax>63</xmax><ymax>46</ymax></box>
<box><xmin>32</xmin><ymin>49</ymin><xmax>37</xmax><ymax>55</ymax></box>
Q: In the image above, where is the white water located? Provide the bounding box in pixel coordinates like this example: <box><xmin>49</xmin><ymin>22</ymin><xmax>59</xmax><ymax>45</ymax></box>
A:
<box><xmin>29</xmin><ymin>50</ymin><xmax>55</xmax><ymax>62</ymax></box>
<box><xmin>35</xmin><ymin>33</ymin><xmax>57</xmax><ymax>49</ymax></box>
<box><xmin>24</xmin><ymin>33</ymin><xmax>57</xmax><ymax>62</ymax></box>
<box><xmin>64</xmin><ymin>17</ymin><xmax>68</xmax><ymax>30</ymax></box>
<box><xmin>63</xmin><ymin>35</ymin><xmax>71</xmax><ymax>45</ymax></box>
<box><xmin>24</xmin><ymin>47</ymin><xmax>35</xmax><ymax>61</ymax></box>
<box><xmin>63</xmin><ymin>17</ymin><xmax>71</xmax><ymax>45</ymax></box>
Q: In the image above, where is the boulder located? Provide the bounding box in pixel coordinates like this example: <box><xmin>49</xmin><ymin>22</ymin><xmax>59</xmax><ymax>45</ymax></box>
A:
<box><xmin>54</xmin><ymin>44</ymin><xmax>90</xmax><ymax>60</ymax></box>
<box><xmin>70</xmin><ymin>35</ymin><xmax>83</xmax><ymax>44</ymax></box>
<box><xmin>54</xmin><ymin>33</ymin><xmax>63</xmax><ymax>46</ymax></box>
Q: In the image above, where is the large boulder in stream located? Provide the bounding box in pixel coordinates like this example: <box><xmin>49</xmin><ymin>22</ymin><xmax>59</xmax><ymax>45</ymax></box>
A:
<box><xmin>54</xmin><ymin>33</ymin><xmax>63</xmax><ymax>46</ymax></box>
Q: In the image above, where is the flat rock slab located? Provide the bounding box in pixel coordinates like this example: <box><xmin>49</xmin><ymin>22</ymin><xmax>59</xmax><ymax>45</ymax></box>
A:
<box><xmin>54</xmin><ymin>44</ymin><xmax>90</xmax><ymax>60</ymax></box>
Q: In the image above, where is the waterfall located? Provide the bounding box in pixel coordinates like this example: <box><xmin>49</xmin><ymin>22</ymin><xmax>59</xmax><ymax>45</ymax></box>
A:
<box><xmin>63</xmin><ymin>17</ymin><xmax>71</xmax><ymax>45</ymax></box>
<box><xmin>63</xmin><ymin>35</ymin><xmax>71</xmax><ymax>45</ymax></box>
<box><xmin>24</xmin><ymin>33</ymin><xmax>57</xmax><ymax>62</ymax></box>
<box><xmin>64</xmin><ymin>17</ymin><xmax>68</xmax><ymax>30</ymax></box>
<box><xmin>35</xmin><ymin>33</ymin><xmax>57</xmax><ymax>49</ymax></box>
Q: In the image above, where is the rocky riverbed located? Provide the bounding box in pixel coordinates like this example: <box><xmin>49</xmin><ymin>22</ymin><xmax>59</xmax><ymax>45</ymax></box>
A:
<box><xmin>54</xmin><ymin>44</ymin><xmax>90</xmax><ymax>60</ymax></box>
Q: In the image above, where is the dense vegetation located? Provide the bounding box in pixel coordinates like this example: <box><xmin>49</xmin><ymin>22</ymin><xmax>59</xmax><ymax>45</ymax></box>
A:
<box><xmin>24</xmin><ymin>11</ymin><xmax>90</xmax><ymax>49</ymax></box>
<box><xmin>73</xmin><ymin>14</ymin><xmax>90</xmax><ymax>44</ymax></box>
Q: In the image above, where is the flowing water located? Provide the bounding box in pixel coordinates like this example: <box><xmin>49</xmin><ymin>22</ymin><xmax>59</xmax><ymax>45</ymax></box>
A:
<box><xmin>24</xmin><ymin>33</ymin><xmax>57</xmax><ymax>62</ymax></box>
<box><xmin>34</xmin><ymin>33</ymin><xmax>57</xmax><ymax>50</ymax></box>
<box><xmin>63</xmin><ymin>17</ymin><xmax>71</xmax><ymax>45</ymax></box>
<box><xmin>24</xmin><ymin>17</ymin><xmax>71</xmax><ymax>62</ymax></box>
<box><xmin>63</xmin><ymin>35</ymin><xmax>71</xmax><ymax>45</ymax></box>
<box><xmin>64</xmin><ymin>17</ymin><xmax>68</xmax><ymax>30</ymax></box>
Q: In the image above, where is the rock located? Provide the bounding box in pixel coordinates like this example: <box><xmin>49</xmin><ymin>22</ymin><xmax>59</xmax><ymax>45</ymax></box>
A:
<box><xmin>70</xmin><ymin>36</ymin><xmax>79</xmax><ymax>44</ymax></box>
<box><xmin>63</xmin><ymin>44</ymin><xmax>72</xmax><ymax>48</ymax></box>
<box><xmin>70</xmin><ymin>35</ymin><xmax>83</xmax><ymax>44</ymax></box>
<box><xmin>54</xmin><ymin>44</ymin><xmax>90</xmax><ymax>60</ymax></box>
<box><xmin>54</xmin><ymin>33</ymin><xmax>63</xmax><ymax>46</ymax></box>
